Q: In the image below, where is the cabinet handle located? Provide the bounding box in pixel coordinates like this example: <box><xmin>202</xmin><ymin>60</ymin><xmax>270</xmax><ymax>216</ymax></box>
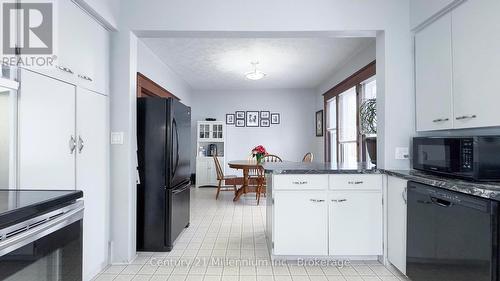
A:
<box><xmin>331</xmin><ymin>199</ymin><xmax>347</xmax><ymax>203</ymax></box>
<box><xmin>402</xmin><ymin>187</ymin><xmax>407</xmax><ymax>204</ymax></box>
<box><xmin>69</xmin><ymin>135</ymin><xmax>76</xmax><ymax>154</ymax></box>
<box><xmin>292</xmin><ymin>181</ymin><xmax>308</xmax><ymax>185</ymax></box>
<box><xmin>456</xmin><ymin>115</ymin><xmax>477</xmax><ymax>120</ymax></box>
<box><xmin>56</xmin><ymin>65</ymin><xmax>74</xmax><ymax>74</ymax></box>
<box><xmin>348</xmin><ymin>181</ymin><xmax>363</xmax><ymax>185</ymax></box>
<box><xmin>78</xmin><ymin>74</ymin><xmax>93</xmax><ymax>82</ymax></box>
<box><xmin>78</xmin><ymin>136</ymin><xmax>85</xmax><ymax>153</ymax></box>
<box><xmin>432</xmin><ymin>118</ymin><xmax>449</xmax><ymax>123</ymax></box>
<box><xmin>310</xmin><ymin>199</ymin><xmax>325</xmax><ymax>203</ymax></box>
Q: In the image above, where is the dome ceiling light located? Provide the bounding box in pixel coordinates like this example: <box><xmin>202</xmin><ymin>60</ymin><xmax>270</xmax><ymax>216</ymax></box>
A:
<box><xmin>245</xmin><ymin>61</ymin><xmax>266</xmax><ymax>80</ymax></box>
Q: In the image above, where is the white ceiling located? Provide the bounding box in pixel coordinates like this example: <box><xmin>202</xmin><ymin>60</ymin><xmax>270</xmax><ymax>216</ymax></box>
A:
<box><xmin>141</xmin><ymin>37</ymin><xmax>375</xmax><ymax>90</ymax></box>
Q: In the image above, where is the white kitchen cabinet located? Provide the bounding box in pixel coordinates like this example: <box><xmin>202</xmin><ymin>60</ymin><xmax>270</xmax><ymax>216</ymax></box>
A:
<box><xmin>274</xmin><ymin>175</ymin><xmax>328</xmax><ymax>190</ymax></box>
<box><xmin>329</xmin><ymin>191</ymin><xmax>383</xmax><ymax>256</ymax></box>
<box><xmin>452</xmin><ymin>0</ymin><xmax>500</xmax><ymax>129</ymax></box>
<box><xmin>18</xmin><ymin>69</ymin><xmax>76</xmax><ymax>189</ymax></box>
<box><xmin>76</xmin><ymin>88</ymin><xmax>109</xmax><ymax>281</ymax></box>
<box><xmin>195</xmin><ymin>157</ymin><xmax>223</xmax><ymax>187</ymax></box>
<box><xmin>197</xmin><ymin>121</ymin><xmax>225</xmax><ymax>142</ymax></box>
<box><xmin>415</xmin><ymin>14</ymin><xmax>453</xmax><ymax>131</ymax></box>
<box><xmin>410</xmin><ymin>0</ymin><xmax>456</xmax><ymax>29</ymax></box>
<box><xmin>387</xmin><ymin>176</ymin><xmax>407</xmax><ymax>275</ymax></box>
<box><xmin>273</xmin><ymin>191</ymin><xmax>328</xmax><ymax>256</ymax></box>
<box><xmin>18</xmin><ymin>70</ymin><xmax>109</xmax><ymax>280</ymax></box>
<box><xmin>24</xmin><ymin>0</ymin><xmax>109</xmax><ymax>95</ymax></box>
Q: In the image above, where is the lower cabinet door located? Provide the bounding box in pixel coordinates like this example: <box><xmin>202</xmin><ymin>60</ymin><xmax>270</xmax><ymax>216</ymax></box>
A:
<box><xmin>387</xmin><ymin>176</ymin><xmax>407</xmax><ymax>275</ymax></box>
<box><xmin>274</xmin><ymin>191</ymin><xmax>328</xmax><ymax>255</ymax></box>
<box><xmin>76</xmin><ymin>88</ymin><xmax>109</xmax><ymax>280</ymax></box>
<box><xmin>329</xmin><ymin>191</ymin><xmax>383</xmax><ymax>255</ymax></box>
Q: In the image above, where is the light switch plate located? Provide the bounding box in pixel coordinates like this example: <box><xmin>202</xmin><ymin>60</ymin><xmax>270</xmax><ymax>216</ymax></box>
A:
<box><xmin>395</xmin><ymin>147</ymin><xmax>409</xmax><ymax>160</ymax></box>
<box><xmin>111</xmin><ymin>132</ymin><xmax>124</xmax><ymax>145</ymax></box>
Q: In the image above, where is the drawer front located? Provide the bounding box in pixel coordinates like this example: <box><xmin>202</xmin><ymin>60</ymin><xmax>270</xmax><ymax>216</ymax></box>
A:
<box><xmin>273</xmin><ymin>175</ymin><xmax>328</xmax><ymax>190</ymax></box>
<box><xmin>329</xmin><ymin>174</ymin><xmax>382</xmax><ymax>190</ymax></box>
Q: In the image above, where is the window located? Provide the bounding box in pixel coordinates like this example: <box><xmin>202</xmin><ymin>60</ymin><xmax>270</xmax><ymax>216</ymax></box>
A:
<box><xmin>323</xmin><ymin>61</ymin><xmax>376</xmax><ymax>163</ymax></box>
<box><xmin>338</xmin><ymin>87</ymin><xmax>358</xmax><ymax>164</ymax></box>
<box><xmin>326</xmin><ymin>97</ymin><xmax>337</xmax><ymax>163</ymax></box>
<box><xmin>360</xmin><ymin>78</ymin><xmax>377</xmax><ymax>163</ymax></box>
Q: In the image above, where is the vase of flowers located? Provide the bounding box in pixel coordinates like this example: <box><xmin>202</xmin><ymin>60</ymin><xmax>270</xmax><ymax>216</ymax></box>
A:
<box><xmin>252</xmin><ymin>145</ymin><xmax>268</xmax><ymax>163</ymax></box>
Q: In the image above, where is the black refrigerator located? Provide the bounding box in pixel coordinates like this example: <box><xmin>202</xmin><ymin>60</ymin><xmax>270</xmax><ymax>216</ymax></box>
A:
<box><xmin>137</xmin><ymin>97</ymin><xmax>191</xmax><ymax>251</ymax></box>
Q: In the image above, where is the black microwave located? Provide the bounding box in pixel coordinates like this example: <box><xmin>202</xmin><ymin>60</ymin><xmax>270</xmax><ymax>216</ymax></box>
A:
<box><xmin>413</xmin><ymin>136</ymin><xmax>500</xmax><ymax>181</ymax></box>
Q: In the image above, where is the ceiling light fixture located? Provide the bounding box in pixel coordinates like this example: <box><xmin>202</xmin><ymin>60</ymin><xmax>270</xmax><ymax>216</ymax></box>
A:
<box><xmin>245</xmin><ymin>61</ymin><xmax>266</xmax><ymax>80</ymax></box>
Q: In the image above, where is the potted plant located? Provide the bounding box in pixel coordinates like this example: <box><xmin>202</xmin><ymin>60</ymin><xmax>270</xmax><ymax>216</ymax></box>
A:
<box><xmin>359</xmin><ymin>98</ymin><xmax>377</xmax><ymax>165</ymax></box>
<box><xmin>251</xmin><ymin>145</ymin><xmax>268</xmax><ymax>163</ymax></box>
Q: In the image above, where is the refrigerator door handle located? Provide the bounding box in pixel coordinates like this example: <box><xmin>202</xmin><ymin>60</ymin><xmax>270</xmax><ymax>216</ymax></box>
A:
<box><xmin>172</xmin><ymin>118</ymin><xmax>180</xmax><ymax>178</ymax></box>
<box><xmin>172</xmin><ymin>183</ymin><xmax>191</xmax><ymax>194</ymax></box>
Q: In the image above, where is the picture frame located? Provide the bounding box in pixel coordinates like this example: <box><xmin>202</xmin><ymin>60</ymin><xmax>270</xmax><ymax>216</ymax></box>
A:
<box><xmin>246</xmin><ymin>111</ymin><xmax>260</xmax><ymax>127</ymax></box>
<box><xmin>271</xmin><ymin>113</ymin><xmax>280</xmax><ymax>124</ymax></box>
<box><xmin>260</xmin><ymin>119</ymin><xmax>270</xmax><ymax>127</ymax></box>
<box><xmin>260</xmin><ymin>111</ymin><xmax>270</xmax><ymax>119</ymax></box>
<box><xmin>316</xmin><ymin>110</ymin><xmax>324</xmax><ymax>137</ymax></box>
<box><xmin>235</xmin><ymin>119</ymin><xmax>245</xmax><ymax>127</ymax></box>
<box><xmin>226</xmin><ymin>114</ymin><xmax>235</xmax><ymax>125</ymax></box>
<box><xmin>235</xmin><ymin>111</ymin><xmax>245</xmax><ymax>119</ymax></box>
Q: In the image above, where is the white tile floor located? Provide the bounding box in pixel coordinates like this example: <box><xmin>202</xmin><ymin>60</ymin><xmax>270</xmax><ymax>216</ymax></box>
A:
<box><xmin>95</xmin><ymin>188</ymin><xmax>409</xmax><ymax>281</ymax></box>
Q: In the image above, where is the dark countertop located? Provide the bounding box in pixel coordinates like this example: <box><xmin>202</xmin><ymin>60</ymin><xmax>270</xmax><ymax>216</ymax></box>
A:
<box><xmin>384</xmin><ymin>170</ymin><xmax>500</xmax><ymax>201</ymax></box>
<box><xmin>264</xmin><ymin>162</ymin><xmax>500</xmax><ymax>201</ymax></box>
<box><xmin>263</xmin><ymin>161</ymin><xmax>379</xmax><ymax>174</ymax></box>
<box><xmin>0</xmin><ymin>189</ymin><xmax>83</xmax><ymax>229</ymax></box>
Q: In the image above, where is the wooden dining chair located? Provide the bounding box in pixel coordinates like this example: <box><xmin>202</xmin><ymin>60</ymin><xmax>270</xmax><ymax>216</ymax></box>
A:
<box><xmin>213</xmin><ymin>155</ymin><xmax>239</xmax><ymax>199</ymax></box>
<box><xmin>262</xmin><ymin>154</ymin><xmax>283</xmax><ymax>162</ymax></box>
<box><xmin>254</xmin><ymin>166</ymin><xmax>266</xmax><ymax>205</ymax></box>
<box><xmin>302</xmin><ymin>152</ymin><xmax>314</xmax><ymax>162</ymax></box>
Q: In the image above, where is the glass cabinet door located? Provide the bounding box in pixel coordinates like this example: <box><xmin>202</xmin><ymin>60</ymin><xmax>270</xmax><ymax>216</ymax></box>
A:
<box><xmin>199</xmin><ymin>124</ymin><xmax>210</xmax><ymax>139</ymax></box>
<box><xmin>212</xmin><ymin>124</ymin><xmax>223</xmax><ymax>139</ymax></box>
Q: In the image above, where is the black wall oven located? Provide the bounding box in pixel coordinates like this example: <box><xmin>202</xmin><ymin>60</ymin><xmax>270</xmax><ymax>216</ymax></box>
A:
<box><xmin>0</xmin><ymin>201</ymin><xmax>83</xmax><ymax>281</ymax></box>
<box><xmin>413</xmin><ymin>136</ymin><xmax>500</xmax><ymax>181</ymax></box>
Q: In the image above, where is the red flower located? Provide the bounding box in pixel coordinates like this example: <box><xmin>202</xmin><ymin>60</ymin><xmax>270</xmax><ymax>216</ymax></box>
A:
<box><xmin>252</xmin><ymin>145</ymin><xmax>267</xmax><ymax>156</ymax></box>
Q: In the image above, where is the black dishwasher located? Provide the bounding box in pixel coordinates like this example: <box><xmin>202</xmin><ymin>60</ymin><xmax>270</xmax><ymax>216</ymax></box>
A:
<box><xmin>407</xmin><ymin>181</ymin><xmax>498</xmax><ymax>281</ymax></box>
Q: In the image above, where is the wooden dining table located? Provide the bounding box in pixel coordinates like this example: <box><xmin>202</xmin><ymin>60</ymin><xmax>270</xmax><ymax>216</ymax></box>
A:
<box><xmin>228</xmin><ymin>160</ymin><xmax>262</xmax><ymax>201</ymax></box>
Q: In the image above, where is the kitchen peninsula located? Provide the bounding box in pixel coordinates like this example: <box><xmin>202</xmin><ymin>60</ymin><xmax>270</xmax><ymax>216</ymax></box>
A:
<box><xmin>263</xmin><ymin>162</ymin><xmax>384</xmax><ymax>260</ymax></box>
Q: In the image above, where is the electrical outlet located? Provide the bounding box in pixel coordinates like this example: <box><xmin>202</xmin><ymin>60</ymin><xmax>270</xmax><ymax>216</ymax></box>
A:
<box><xmin>395</xmin><ymin>147</ymin><xmax>409</xmax><ymax>160</ymax></box>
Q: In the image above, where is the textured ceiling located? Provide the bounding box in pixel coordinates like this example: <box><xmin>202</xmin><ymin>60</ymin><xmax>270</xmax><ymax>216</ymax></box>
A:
<box><xmin>141</xmin><ymin>37</ymin><xmax>375</xmax><ymax>90</ymax></box>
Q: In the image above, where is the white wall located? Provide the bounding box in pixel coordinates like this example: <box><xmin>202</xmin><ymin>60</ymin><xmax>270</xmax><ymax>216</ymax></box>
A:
<box><xmin>313</xmin><ymin>42</ymin><xmax>377</xmax><ymax>161</ymax></box>
<box><xmin>76</xmin><ymin>0</ymin><xmax>120</xmax><ymax>30</ymax></box>
<box><xmin>191</xmin><ymin>89</ymin><xmax>316</xmax><ymax>173</ymax></box>
<box><xmin>110</xmin><ymin>0</ymin><xmax>413</xmax><ymax>263</ymax></box>
<box><xmin>137</xmin><ymin>40</ymin><xmax>192</xmax><ymax>105</ymax></box>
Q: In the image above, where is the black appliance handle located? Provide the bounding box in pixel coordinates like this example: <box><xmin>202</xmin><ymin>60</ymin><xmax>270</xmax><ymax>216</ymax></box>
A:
<box><xmin>172</xmin><ymin>184</ymin><xmax>190</xmax><ymax>194</ymax></box>
<box><xmin>172</xmin><ymin>118</ymin><xmax>180</xmax><ymax>178</ymax></box>
<box><xmin>430</xmin><ymin>196</ymin><xmax>453</xmax><ymax>208</ymax></box>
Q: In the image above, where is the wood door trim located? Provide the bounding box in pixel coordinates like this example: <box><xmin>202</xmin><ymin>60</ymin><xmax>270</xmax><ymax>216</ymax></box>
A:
<box><xmin>137</xmin><ymin>72</ymin><xmax>180</xmax><ymax>100</ymax></box>
<box><xmin>323</xmin><ymin>60</ymin><xmax>376</xmax><ymax>101</ymax></box>
<box><xmin>323</xmin><ymin>60</ymin><xmax>376</xmax><ymax>162</ymax></box>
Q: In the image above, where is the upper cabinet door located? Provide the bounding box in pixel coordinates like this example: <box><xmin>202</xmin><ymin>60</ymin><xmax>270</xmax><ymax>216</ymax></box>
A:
<box><xmin>18</xmin><ymin>69</ymin><xmax>76</xmax><ymax>189</ymax></box>
<box><xmin>415</xmin><ymin>13</ymin><xmax>453</xmax><ymax>131</ymax></box>
<box><xmin>452</xmin><ymin>0</ymin><xmax>500</xmax><ymax>129</ymax></box>
<box><xmin>410</xmin><ymin>0</ymin><xmax>455</xmax><ymax>29</ymax></box>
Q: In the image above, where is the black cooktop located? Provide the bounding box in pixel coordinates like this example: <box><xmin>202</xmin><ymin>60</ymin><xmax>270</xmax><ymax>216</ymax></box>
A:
<box><xmin>0</xmin><ymin>189</ymin><xmax>83</xmax><ymax>229</ymax></box>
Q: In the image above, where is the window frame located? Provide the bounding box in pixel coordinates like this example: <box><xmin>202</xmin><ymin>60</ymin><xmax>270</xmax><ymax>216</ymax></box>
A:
<box><xmin>323</xmin><ymin>61</ymin><xmax>376</xmax><ymax>163</ymax></box>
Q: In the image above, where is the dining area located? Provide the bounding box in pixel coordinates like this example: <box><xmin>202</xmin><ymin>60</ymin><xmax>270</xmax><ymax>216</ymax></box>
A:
<box><xmin>212</xmin><ymin>145</ymin><xmax>314</xmax><ymax>205</ymax></box>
